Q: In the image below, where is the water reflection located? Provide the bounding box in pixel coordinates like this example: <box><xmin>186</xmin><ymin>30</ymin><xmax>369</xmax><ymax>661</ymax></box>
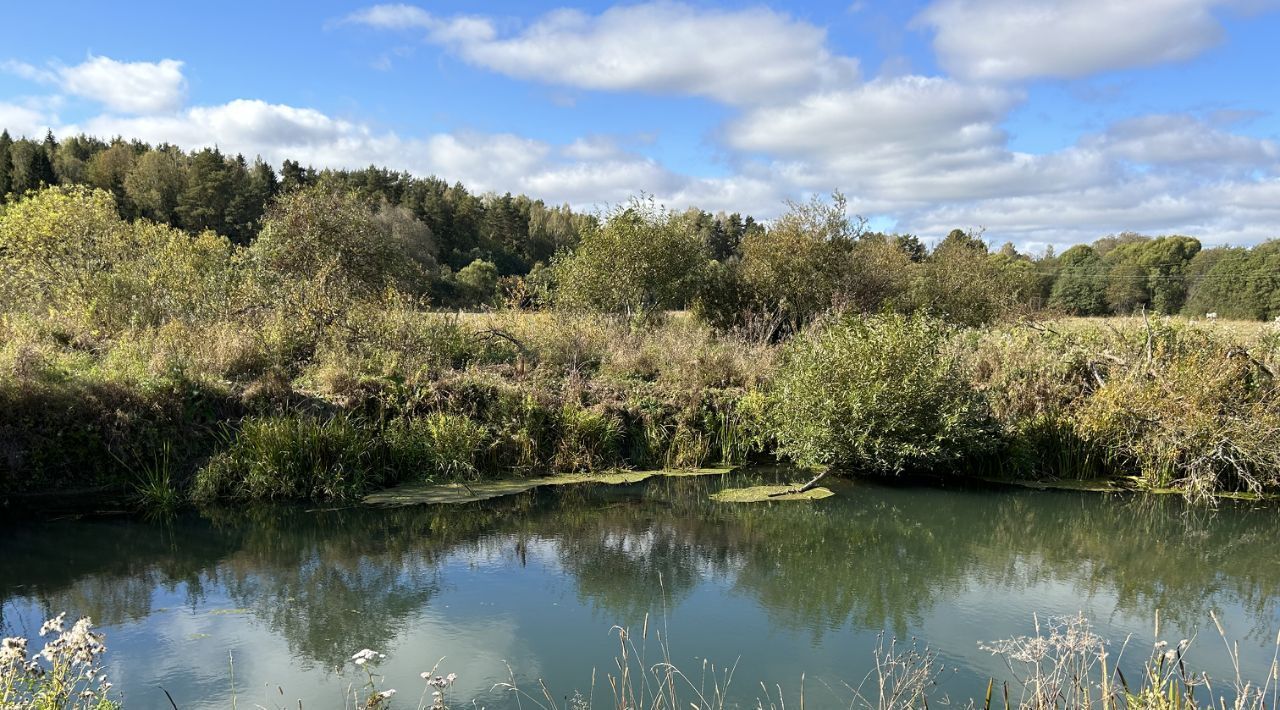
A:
<box><xmin>3</xmin><ymin>472</ymin><xmax>1279</xmax><ymax>707</ymax></box>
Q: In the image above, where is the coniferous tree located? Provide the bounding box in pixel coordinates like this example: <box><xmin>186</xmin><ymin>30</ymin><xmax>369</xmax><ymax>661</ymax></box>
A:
<box><xmin>0</xmin><ymin>130</ymin><xmax>12</xmax><ymax>199</ymax></box>
<box><xmin>8</xmin><ymin>139</ymin><xmax>57</xmax><ymax>195</ymax></box>
<box><xmin>279</xmin><ymin>159</ymin><xmax>313</xmax><ymax>193</ymax></box>
<box><xmin>177</xmin><ymin>148</ymin><xmax>235</xmax><ymax>237</ymax></box>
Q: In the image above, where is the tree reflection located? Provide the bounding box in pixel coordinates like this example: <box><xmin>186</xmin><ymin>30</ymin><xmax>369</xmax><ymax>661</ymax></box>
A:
<box><xmin>4</xmin><ymin>473</ymin><xmax>1279</xmax><ymax>668</ymax></box>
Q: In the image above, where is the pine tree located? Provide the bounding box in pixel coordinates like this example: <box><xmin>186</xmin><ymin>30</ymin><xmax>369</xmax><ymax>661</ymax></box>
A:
<box><xmin>177</xmin><ymin>147</ymin><xmax>234</xmax><ymax>236</ymax></box>
<box><xmin>8</xmin><ymin>139</ymin><xmax>57</xmax><ymax>195</ymax></box>
<box><xmin>280</xmin><ymin>159</ymin><xmax>312</xmax><ymax>192</ymax></box>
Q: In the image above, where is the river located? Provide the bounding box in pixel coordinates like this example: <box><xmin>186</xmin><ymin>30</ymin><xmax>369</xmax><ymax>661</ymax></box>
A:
<box><xmin>3</xmin><ymin>470</ymin><xmax>1278</xmax><ymax>708</ymax></box>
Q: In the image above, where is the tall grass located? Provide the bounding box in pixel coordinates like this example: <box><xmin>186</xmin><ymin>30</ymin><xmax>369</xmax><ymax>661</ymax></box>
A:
<box><xmin>190</xmin><ymin>609</ymin><xmax>1279</xmax><ymax>709</ymax></box>
<box><xmin>9</xmin><ymin>296</ymin><xmax>1280</xmax><ymax>505</ymax></box>
<box><xmin>193</xmin><ymin>415</ymin><xmax>384</xmax><ymax>503</ymax></box>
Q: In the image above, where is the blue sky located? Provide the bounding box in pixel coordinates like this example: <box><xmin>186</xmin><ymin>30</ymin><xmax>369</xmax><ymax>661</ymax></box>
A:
<box><xmin>2</xmin><ymin>0</ymin><xmax>1280</xmax><ymax>251</ymax></box>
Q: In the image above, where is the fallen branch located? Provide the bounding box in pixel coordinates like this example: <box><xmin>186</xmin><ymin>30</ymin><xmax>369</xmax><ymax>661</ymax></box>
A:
<box><xmin>474</xmin><ymin>328</ymin><xmax>532</xmax><ymax>359</ymax></box>
<box><xmin>767</xmin><ymin>469</ymin><xmax>830</xmax><ymax>497</ymax></box>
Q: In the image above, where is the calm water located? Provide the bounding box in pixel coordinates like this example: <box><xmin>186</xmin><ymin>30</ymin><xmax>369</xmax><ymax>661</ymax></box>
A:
<box><xmin>3</xmin><ymin>471</ymin><xmax>1279</xmax><ymax>709</ymax></box>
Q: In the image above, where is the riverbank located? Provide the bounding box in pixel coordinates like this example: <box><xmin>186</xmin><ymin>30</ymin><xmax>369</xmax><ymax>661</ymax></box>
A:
<box><xmin>4</xmin><ymin>305</ymin><xmax>1280</xmax><ymax>514</ymax></box>
<box><xmin>6</xmin><ymin>186</ymin><xmax>1280</xmax><ymax>513</ymax></box>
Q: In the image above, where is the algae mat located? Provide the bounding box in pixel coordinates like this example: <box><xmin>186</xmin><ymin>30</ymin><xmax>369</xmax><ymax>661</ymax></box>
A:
<box><xmin>364</xmin><ymin>467</ymin><xmax>734</xmax><ymax>507</ymax></box>
<box><xmin>710</xmin><ymin>484</ymin><xmax>835</xmax><ymax>502</ymax></box>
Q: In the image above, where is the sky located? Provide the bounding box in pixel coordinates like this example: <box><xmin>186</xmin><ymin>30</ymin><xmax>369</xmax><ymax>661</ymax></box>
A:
<box><xmin>2</xmin><ymin>0</ymin><xmax>1280</xmax><ymax>252</ymax></box>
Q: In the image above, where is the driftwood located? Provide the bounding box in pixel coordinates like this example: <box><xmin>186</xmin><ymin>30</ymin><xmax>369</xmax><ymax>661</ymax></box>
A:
<box><xmin>767</xmin><ymin>469</ymin><xmax>830</xmax><ymax>497</ymax></box>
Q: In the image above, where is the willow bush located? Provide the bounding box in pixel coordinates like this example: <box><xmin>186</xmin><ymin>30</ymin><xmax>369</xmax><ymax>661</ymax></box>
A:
<box><xmin>766</xmin><ymin>312</ymin><xmax>995</xmax><ymax>474</ymax></box>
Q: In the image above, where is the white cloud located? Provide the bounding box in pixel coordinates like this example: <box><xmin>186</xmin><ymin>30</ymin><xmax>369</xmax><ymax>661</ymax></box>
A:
<box><xmin>727</xmin><ymin>76</ymin><xmax>1019</xmax><ymax>162</ymax></box>
<box><xmin>1</xmin><ymin>60</ymin><xmax>57</xmax><ymax>84</ymax></box>
<box><xmin>343</xmin><ymin>3</ymin><xmax>434</xmax><ymax>30</ymax></box>
<box><xmin>60</xmin><ymin>57</ymin><xmax>187</xmax><ymax>113</ymax></box>
<box><xmin>1084</xmin><ymin>114</ymin><xmax>1280</xmax><ymax>167</ymax></box>
<box><xmin>723</xmin><ymin>76</ymin><xmax>1116</xmax><ymax>204</ymax></box>
<box><xmin>917</xmin><ymin>0</ymin><xmax>1228</xmax><ymax>81</ymax></box>
<box><xmin>562</xmin><ymin>136</ymin><xmax>625</xmax><ymax>161</ymax></box>
<box><xmin>3</xmin><ymin>56</ymin><xmax>186</xmax><ymax>114</ymax></box>
<box><xmin>0</xmin><ymin>101</ymin><xmax>50</xmax><ymax>137</ymax></box>
<box><xmin>346</xmin><ymin>2</ymin><xmax>858</xmax><ymax>104</ymax></box>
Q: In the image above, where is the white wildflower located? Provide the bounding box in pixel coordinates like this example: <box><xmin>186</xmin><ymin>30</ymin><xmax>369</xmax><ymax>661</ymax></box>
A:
<box><xmin>351</xmin><ymin>648</ymin><xmax>384</xmax><ymax>666</ymax></box>
<box><xmin>39</xmin><ymin>613</ymin><xmax>67</xmax><ymax>637</ymax></box>
<box><xmin>1164</xmin><ymin>649</ymin><xmax>1178</xmax><ymax>662</ymax></box>
<box><xmin>376</xmin><ymin>689</ymin><xmax>396</xmax><ymax>699</ymax></box>
<box><xmin>1</xmin><ymin>637</ymin><xmax>28</xmax><ymax>665</ymax></box>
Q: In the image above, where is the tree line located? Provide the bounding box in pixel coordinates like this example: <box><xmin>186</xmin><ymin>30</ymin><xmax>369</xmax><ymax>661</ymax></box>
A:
<box><xmin>2</xmin><ymin>128</ymin><xmax>1279</xmax><ymax>321</ymax></box>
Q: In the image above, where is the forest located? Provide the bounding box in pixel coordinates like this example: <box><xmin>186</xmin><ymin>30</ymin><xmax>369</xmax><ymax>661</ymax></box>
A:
<box><xmin>3</xmin><ymin>129</ymin><xmax>1279</xmax><ymax>321</ymax></box>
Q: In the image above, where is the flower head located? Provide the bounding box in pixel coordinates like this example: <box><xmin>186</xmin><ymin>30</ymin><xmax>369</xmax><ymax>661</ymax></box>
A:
<box><xmin>1</xmin><ymin>637</ymin><xmax>29</xmax><ymax>665</ymax></box>
<box><xmin>39</xmin><ymin>613</ymin><xmax>67</xmax><ymax>637</ymax></box>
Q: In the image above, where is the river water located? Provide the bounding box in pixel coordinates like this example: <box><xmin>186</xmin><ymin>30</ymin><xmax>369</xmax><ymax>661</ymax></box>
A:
<box><xmin>3</xmin><ymin>470</ymin><xmax>1278</xmax><ymax>708</ymax></box>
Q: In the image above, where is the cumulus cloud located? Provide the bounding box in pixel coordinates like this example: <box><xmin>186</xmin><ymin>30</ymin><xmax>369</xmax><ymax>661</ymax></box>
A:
<box><xmin>59</xmin><ymin>57</ymin><xmax>186</xmax><ymax>113</ymax></box>
<box><xmin>0</xmin><ymin>101</ymin><xmax>51</xmax><ymax>137</ymax></box>
<box><xmin>1083</xmin><ymin>114</ymin><xmax>1280</xmax><ymax>167</ymax></box>
<box><xmin>345</xmin><ymin>2</ymin><xmax>858</xmax><ymax>104</ymax></box>
<box><xmin>917</xmin><ymin>0</ymin><xmax>1229</xmax><ymax>81</ymax></box>
<box><xmin>3</xmin><ymin>56</ymin><xmax>186</xmax><ymax>113</ymax></box>
<box><xmin>727</xmin><ymin>76</ymin><xmax>1019</xmax><ymax>162</ymax></box>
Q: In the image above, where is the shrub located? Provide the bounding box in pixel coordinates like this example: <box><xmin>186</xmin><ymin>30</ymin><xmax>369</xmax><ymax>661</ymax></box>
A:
<box><xmin>766</xmin><ymin>312</ymin><xmax>995</xmax><ymax>474</ymax></box>
<box><xmin>1072</xmin><ymin>324</ymin><xmax>1280</xmax><ymax>497</ymax></box>
<box><xmin>193</xmin><ymin>415</ymin><xmax>382</xmax><ymax>502</ymax></box>
<box><xmin>554</xmin><ymin>405</ymin><xmax>623</xmax><ymax>471</ymax></box>
<box><xmin>0</xmin><ymin>186</ymin><xmax>240</xmax><ymax>331</ymax></box>
<box><xmin>387</xmin><ymin>413</ymin><xmax>488</xmax><ymax>481</ymax></box>
<box><xmin>552</xmin><ymin>198</ymin><xmax>707</xmax><ymax>318</ymax></box>
<box><xmin>249</xmin><ymin>186</ymin><xmax>424</xmax><ymax>299</ymax></box>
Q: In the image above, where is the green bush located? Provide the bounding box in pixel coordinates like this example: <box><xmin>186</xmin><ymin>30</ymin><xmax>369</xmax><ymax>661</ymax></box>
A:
<box><xmin>193</xmin><ymin>415</ymin><xmax>383</xmax><ymax>502</ymax></box>
<box><xmin>1072</xmin><ymin>324</ymin><xmax>1280</xmax><ymax>497</ymax></box>
<box><xmin>554</xmin><ymin>405</ymin><xmax>623</xmax><ymax>471</ymax></box>
<box><xmin>552</xmin><ymin>198</ymin><xmax>707</xmax><ymax>318</ymax></box>
<box><xmin>766</xmin><ymin>312</ymin><xmax>995</xmax><ymax>474</ymax></box>
<box><xmin>387</xmin><ymin>412</ymin><xmax>488</xmax><ymax>481</ymax></box>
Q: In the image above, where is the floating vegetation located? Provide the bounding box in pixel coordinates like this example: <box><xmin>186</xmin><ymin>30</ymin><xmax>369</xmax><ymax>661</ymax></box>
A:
<box><xmin>363</xmin><ymin>466</ymin><xmax>734</xmax><ymax>507</ymax></box>
<box><xmin>710</xmin><ymin>484</ymin><xmax>835</xmax><ymax>502</ymax></box>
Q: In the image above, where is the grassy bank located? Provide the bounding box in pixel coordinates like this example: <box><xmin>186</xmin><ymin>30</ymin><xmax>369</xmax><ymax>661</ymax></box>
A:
<box><xmin>4</xmin><ymin>186</ymin><xmax>1280</xmax><ymax>510</ymax></box>
<box><xmin>4</xmin><ymin>304</ymin><xmax>1279</xmax><ymax>508</ymax></box>
<box><xmin>0</xmin><ymin>306</ymin><xmax>768</xmax><ymax>508</ymax></box>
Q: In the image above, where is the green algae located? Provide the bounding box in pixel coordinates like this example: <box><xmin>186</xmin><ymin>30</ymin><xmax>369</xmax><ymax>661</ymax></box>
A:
<box><xmin>710</xmin><ymin>485</ymin><xmax>835</xmax><ymax>502</ymax></box>
<box><xmin>363</xmin><ymin>467</ymin><xmax>734</xmax><ymax>507</ymax></box>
